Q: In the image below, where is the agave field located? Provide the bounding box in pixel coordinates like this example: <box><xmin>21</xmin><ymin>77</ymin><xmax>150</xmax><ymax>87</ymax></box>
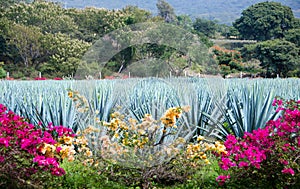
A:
<box><xmin>0</xmin><ymin>77</ymin><xmax>300</xmax><ymax>188</ymax></box>
<box><xmin>1</xmin><ymin>77</ymin><xmax>299</xmax><ymax>139</ymax></box>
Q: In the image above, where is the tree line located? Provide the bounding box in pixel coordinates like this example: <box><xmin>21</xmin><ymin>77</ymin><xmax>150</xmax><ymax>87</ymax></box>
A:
<box><xmin>0</xmin><ymin>0</ymin><xmax>299</xmax><ymax>79</ymax></box>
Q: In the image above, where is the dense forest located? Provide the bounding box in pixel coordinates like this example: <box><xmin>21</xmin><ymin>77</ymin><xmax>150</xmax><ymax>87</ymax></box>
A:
<box><xmin>0</xmin><ymin>0</ymin><xmax>299</xmax><ymax>79</ymax></box>
<box><xmin>51</xmin><ymin>0</ymin><xmax>300</xmax><ymax>25</ymax></box>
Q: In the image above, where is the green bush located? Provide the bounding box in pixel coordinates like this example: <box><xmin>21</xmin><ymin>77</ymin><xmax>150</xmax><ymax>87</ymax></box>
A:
<box><xmin>0</xmin><ymin>67</ymin><xmax>5</xmax><ymax>78</ymax></box>
<box><xmin>43</xmin><ymin>159</ymin><xmax>126</xmax><ymax>189</ymax></box>
<box><xmin>0</xmin><ymin>62</ymin><xmax>6</xmax><ymax>78</ymax></box>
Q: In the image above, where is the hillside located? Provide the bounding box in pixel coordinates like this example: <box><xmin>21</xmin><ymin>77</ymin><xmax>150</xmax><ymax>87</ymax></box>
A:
<box><xmin>50</xmin><ymin>0</ymin><xmax>300</xmax><ymax>25</ymax></box>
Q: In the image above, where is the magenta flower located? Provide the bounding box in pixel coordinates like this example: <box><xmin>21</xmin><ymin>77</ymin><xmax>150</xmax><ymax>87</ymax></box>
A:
<box><xmin>219</xmin><ymin>157</ymin><xmax>236</xmax><ymax>170</ymax></box>
<box><xmin>216</xmin><ymin>174</ymin><xmax>230</xmax><ymax>186</ymax></box>
<box><xmin>282</xmin><ymin>168</ymin><xmax>295</xmax><ymax>176</ymax></box>
<box><xmin>238</xmin><ymin>161</ymin><xmax>249</xmax><ymax>168</ymax></box>
<box><xmin>0</xmin><ymin>138</ymin><xmax>9</xmax><ymax>147</ymax></box>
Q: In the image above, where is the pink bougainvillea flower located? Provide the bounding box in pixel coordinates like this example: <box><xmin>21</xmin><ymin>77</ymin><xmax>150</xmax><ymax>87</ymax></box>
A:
<box><xmin>0</xmin><ymin>103</ymin><xmax>77</xmax><ymax>179</ymax></box>
<box><xmin>0</xmin><ymin>138</ymin><xmax>9</xmax><ymax>147</ymax></box>
<box><xmin>216</xmin><ymin>174</ymin><xmax>230</xmax><ymax>186</ymax></box>
<box><xmin>282</xmin><ymin>168</ymin><xmax>295</xmax><ymax>176</ymax></box>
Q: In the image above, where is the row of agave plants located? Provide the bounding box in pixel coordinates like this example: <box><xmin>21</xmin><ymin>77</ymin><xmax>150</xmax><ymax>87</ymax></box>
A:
<box><xmin>0</xmin><ymin>93</ymin><xmax>299</xmax><ymax>188</ymax></box>
<box><xmin>1</xmin><ymin>77</ymin><xmax>300</xmax><ymax>140</ymax></box>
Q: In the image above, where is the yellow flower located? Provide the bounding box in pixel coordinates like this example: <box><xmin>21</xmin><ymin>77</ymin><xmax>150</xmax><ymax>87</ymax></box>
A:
<box><xmin>142</xmin><ymin>137</ymin><xmax>149</xmax><ymax>143</ymax></box>
<box><xmin>75</xmin><ymin>136</ymin><xmax>88</xmax><ymax>146</ymax></box>
<box><xmin>120</xmin><ymin>124</ymin><xmax>128</xmax><ymax>130</ymax></box>
<box><xmin>85</xmin><ymin>149</ymin><xmax>93</xmax><ymax>157</ymax></box>
<box><xmin>68</xmin><ymin>91</ymin><xmax>73</xmax><ymax>98</ymax></box>
<box><xmin>114</xmin><ymin>133</ymin><xmax>119</xmax><ymax>138</ymax></box>
<box><xmin>124</xmin><ymin>132</ymin><xmax>129</xmax><ymax>137</ymax></box>
<box><xmin>111</xmin><ymin>112</ymin><xmax>120</xmax><ymax>118</ymax></box>
<box><xmin>132</xmin><ymin>139</ymin><xmax>138</xmax><ymax>145</ymax></box>
<box><xmin>59</xmin><ymin>146</ymin><xmax>71</xmax><ymax>159</ymax></box>
<box><xmin>200</xmin><ymin>154</ymin><xmax>207</xmax><ymax>159</ymax></box>
<box><xmin>192</xmin><ymin>144</ymin><xmax>201</xmax><ymax>151</ymax></box>
<box><xmin>40</xmin><ymin>143</ymin><xmax>56</xmax><ymax>157</ymax></box>
<box><xmin>197</xmin><ymin>135</ymin><xmax>205</xmax><ymax>141</ymax></box>
<box><xmin>62</xmin><ymin>136</ymin><xmax>73</xmax><ymax>145</ymax></box>
<box><xmin>122</xmin><ymin>138</ymin><xmax>129</xmax><ymax>145</ymax></box>
<box><xmin>204</xmin><ymin>159</ymin><xmax>210</xmax><ymax>165</ymax></box>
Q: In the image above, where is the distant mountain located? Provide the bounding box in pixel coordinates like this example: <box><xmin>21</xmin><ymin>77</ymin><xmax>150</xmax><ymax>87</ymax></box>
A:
<box><xmin>51</xmin><ymin>0</ymin><xmax>300</xmax><ymax>25</ymax></box>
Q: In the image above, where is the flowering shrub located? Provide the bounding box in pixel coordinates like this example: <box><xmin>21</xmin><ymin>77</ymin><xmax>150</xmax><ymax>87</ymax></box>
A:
<box><xmin>86</xmin><ymin>109</ymin><xmax>227</xmax><ymax>188</ymax></box>
<box><xmin>0</xmin><ymin>104</ymin><xmax>79</xmax><ymax>187</ymax></box>
<box><xmin>67</xmin><ymin>89</ymin><xmax>228</xmax><ymax>188</ymax></box>
<box><xmin>212</xmin><ymin>45</ymin><xmax>244</xmax><ymax>76</ymax></box>
<box><xmin>100</xmin><ymin>107</ymin><xmax>189</xmax><ymax>166</ymax></box>
<box><xmin>216</xmin><ymin>98</ymin><xmax>300</xmax><ymax>188</ymax></box>
<box><xmin>64</xmin><ymin>104</ymin><xmax>193</xmax><ymax>188</ymax></box>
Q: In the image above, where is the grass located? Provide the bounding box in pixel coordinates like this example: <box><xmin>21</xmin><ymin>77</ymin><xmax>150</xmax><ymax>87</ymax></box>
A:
<box><xmin>41</xmin><ymin>155</ymin><xmax>224</xmax><ymax>189</ymax></box>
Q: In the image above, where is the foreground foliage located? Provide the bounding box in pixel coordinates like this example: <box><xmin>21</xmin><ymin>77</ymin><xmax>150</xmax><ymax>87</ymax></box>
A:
<box><xmin>216</xmin><ymin>98</ymin><xmax>300</xmax><ymax>188</ymax></box>
<box><xmin>1</xmin><ymin>80</ymin><xmax>300</xmax><ymax>188</ymax></box>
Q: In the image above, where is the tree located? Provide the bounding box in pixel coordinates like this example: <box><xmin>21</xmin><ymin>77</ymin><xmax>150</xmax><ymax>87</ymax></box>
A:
<box><xmin>176</xmin><ymin>15</ymin><xmax>193</xmax><ymax>31</ymax></box>
<box><xmin>218</xmin><ymin>25</ymin><xmax>239</xmax><ymax>39</ymax></box>
<box><xmin>156</xmin><ymin>0</ymin><xmax>176</xmax><ymax>23</ymax></box>
<box><xmin>0</xmin><ymin>18</ymin><xmax>12</xmax><ymax>63</ymax></box>
<box><xmin>292</xmin><ymin>18</ymin><xmax>300</xmax><ymax>29</ymax></box>
<box><xmin>243</xmin><ymin>39</ymin><xmax>300</xmax><ymax>77</ymax></box>
<box><xmin>0</xmin><ymin>0</ymin><xmax>31</xmax><ymax>11</ymax></box>
<box><xmin>5</xmin><ymin>0</ymin><xmax>77</xmax><ymax>34</ymax></box>
<box><xmin>233</xmin><ymin>2</ymin><xmax>296</xmax><ymax>41</ymax></box>
<box><xmin>193</xmin><ymin>18</ymin><xmax>217</xmax><ymax>38</ymax></box>
<box><xmin>284</xmin><ymin>28</ymin><xmax>300</xmax><ymax>47</ymax></box>
<box><xmin>8</xmin><ymin>24</ymin><xmax>45</xmax><ymax>68</ymax></box>
<box><xmin>40</xmin><ymin>33</ymin><xmax>91</xmax><ymax>77</ymax></box>
<box><xmin>67</xmin><ymin>7</ymin><xmax>130</xmax><ymax>42</ymax></box>
<box><xmin>122</xmin><ymin>6</ymin><xmax>152</xmax><ymax>25</ymax></box>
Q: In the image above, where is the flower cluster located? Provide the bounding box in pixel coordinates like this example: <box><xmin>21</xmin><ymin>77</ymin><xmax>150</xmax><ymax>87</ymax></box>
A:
<box><xmin>103</xmin><ymin>112</ymin><xmax>151</xmax><ymax>148</ymax></box>
<box><xmin>71</xmin><ymin>106</ymin><xmax>189</xmax><ymax>170</ymax></box>
<box><xmin>37</xmin><ymin>124</ymin><xmax>87</xmax><ymax>163</ymax></box>
<box><xmin>216</xmin><ymin>98</ymin><xmax>300</xmax><ymax>187</ymax></box>
<box><xmin>160</xmin><ymin>107</ymin><xmax>184</xmax><ymax>128</ymax></box>
<box><xmin>0</xmin><ymin>104</ymin><xmax>72</xmax><ymax>186</ymax></box>
<box><xmin>67</xmin><ymin>89</ymin><xmax>89</xmax><ymax>113</ymax></box>
<box><xmin>186</xmin><ymin>136</ymin><xmax>227</xmax><ymax>166</ymax></box>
